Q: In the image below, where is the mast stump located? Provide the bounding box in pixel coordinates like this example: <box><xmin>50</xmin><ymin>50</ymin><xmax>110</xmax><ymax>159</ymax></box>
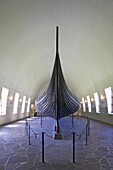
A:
<box><xmin>54</xmin><ymin>125</ymin><xmax>62</xmax><ymax>140</ymax></box>
<box><xmin>54</xmin><ymin>133</ymin><xmax>62</xmax><ymax>140</ymax></box>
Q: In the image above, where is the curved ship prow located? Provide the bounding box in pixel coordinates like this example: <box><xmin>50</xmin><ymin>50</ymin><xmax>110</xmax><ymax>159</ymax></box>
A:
<box><xmin>36</xmin><ymin>26</ymin><xmax>80</xmax><ymax>121</ymax></box>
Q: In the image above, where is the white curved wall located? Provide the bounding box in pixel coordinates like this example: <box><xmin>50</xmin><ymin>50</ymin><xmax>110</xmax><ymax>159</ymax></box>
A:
<box><xmin>0</xmin><ymin>101</ymin><xmax>29</xmax><ymax>125</ymax></box>
<box><xmin>81</xmin><ymin>87</ymin><xmax>113</xmax><ymax>125</ymax></box>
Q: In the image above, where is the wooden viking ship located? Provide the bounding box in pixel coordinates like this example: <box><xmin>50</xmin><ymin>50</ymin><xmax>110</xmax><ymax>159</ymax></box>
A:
<box><xmin>36</xmin><ymin>26</ymin><xmax>80</xmax><ymax>138</ymax></box>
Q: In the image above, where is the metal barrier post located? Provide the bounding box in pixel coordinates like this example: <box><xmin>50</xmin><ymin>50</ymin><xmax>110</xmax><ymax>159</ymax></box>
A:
<box><xmin>85</xmin><ymin>124</ymin><xmax>88</xmax><ymax>145</ymax></box>
<box><xmin>87</xmin><ymin>117</ymin><xmax>88</xmax><ymax>124</ymax></box>
<box><xmin>73</xmin><ymin>132</ymin><xmax>76</xmax><ymax>163</ymax></box>
<box><xmin>28</xmin><ymin>124</ymin><xmax>31</xmax><ymax>145</ymax></box>
<box><xmin>42</xmin><ymin>132</ymin><xmax>45</xmax><ymax>163</ymax></box>
<box><xmin>72</xmin><ymin>114</ymin><xmax>74</xmax><ymax>128</ymax></box>
<box><xmin>41</xmin><ymin>115</ymin><xmax>42</xmax><ymax>128</ymax></box>
<box><xmin>25</xmin><ymin>118</ymin><xmax>28</xmax><ymax>126</ymax></box>
<box><xmin>87</xmin><ymin>118</ymin><xmax>90</xmax><ymax>136</ymax></box>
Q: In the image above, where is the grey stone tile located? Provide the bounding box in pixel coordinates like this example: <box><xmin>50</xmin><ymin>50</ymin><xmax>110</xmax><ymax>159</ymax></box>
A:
<box><xmin>97</xmin><ymin>147</ymin><xmax>109</xmax><ymax>152</ymax></box>
<box><xmin>105</xmin><ymin>154</ymin><xmax>113</xmax><ymax>158</ymax></box>
<box><xmin>12</xmin><ymin>145</ymin><xmax>20</xmax><ymax>152</ymax></box>
<box><xmin>108</xmin><ymin>158</ymin><xmax>113</xmax><ymax>166</ymax></box>
<box><xmin>14</xmin><ymin>162</ymin><xmax>35</xmax><ymax>170</ymax></box>
<box><xmin>66</xmin><ymin>163</ymin><xmax>75</xmax><ymax>170</ymax></box>
<box><xmin>5</xmin><ymin>163</ymin><xmax>22</xmax><ymax>170</ymax></box>
<box><xmin>0</xmin><ymin>165</ymin><xmax>4</xmax><ymax>170</ymax></box>
<box><xmin>27</xmin><ymin>145</ymin><xmax>41</xmax><ymax>154</ymax></box>
<box><xmin>29</xmin><ymin>168</ymin><xmax>36</xmax><ymax>170</ymax></box>
<box><xmin>0</xmin><ymin>158</ymin><xmax>9</xmax><ymax>165</ymax></box>
<box><xmin>85</xmin><ymin>158</ymin><xmax>99</xmax><ymax>164</ymax></box>
<box><xmin>35</xmin><ymin>162</ymin><xmax>53</xmax><ymax>170</ymax></box>
<box><xmin>0</xmin><ymin>117</ymin><xmax>113</xmax><ymax>170</ymax></box>
<box><xmin>94</xmin><ymin>151</ymin><xmax>109</xmax><ymax>157</ymax></box>
<box><xmin>74</xmin><ymin>167</ymin><xmax>87</xmax><ymax>170</ymax></box>
<box><xmin>82</xmin><ymin>163</ymin><xmax>100</xmax><ymax>170</ymax></box>
<box><xmin>101</xmin><ymin>165</ymin><xmax>113</xmax><ymax>170</ymax></box>
<box><xmin>27</xmin><ymin>153</ymin><xmax>38</xmax><ymax>161</ymax></box>
<box><xmin>51</xmin><ymin>163</ymin><xmax>67</xmax><ymax>170</ymax></box>
<box><xmin>8</xmin><ymin>156</ymin><xmax>27</xmax><ymax>163</ymax></box>
<box><xmin>100</xmin><ymin>158</ymin><xmax>109</xmax><ymax>165</ymax></box>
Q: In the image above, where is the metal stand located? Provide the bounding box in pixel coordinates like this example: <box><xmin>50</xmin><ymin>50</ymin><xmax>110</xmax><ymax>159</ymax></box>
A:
<box><xmin>87</xmin><ymin>118</ymin><xmax>90</xmax><ymax>136</ymax></box>
<box><xmin>42</xmin><ymin>132</ymin><xmax>45</xmax><ymax>163</ymax></box>
<box><xmin>73</xmin><ymin>132</ymin><xmax>76</xmax><ymax>163</ymax></box>
<box><xmin>28</xmin><ymin>122</ymin><xmax>31</xmax><ymax>145</ymax></box>
<box><xmin>72</xmin><ymin>114</ymin><xmax>74</xmax><ymax>128</ymax></box>
<box><xmin>40</xmin><ymin>115</ymin><xmax>42</xmax><ymax>128</ymax></box>
<box><xmin>85</xmin><ymin>124</ymin><xmax>88</xmax><ymax>145</ymax></box>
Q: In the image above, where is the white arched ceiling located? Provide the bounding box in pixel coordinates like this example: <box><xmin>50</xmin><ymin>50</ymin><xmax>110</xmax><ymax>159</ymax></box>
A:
<box><xmin>0</xmin><ymin>0</ymin><xmax>113</xmax><ymax>102</ymax></box>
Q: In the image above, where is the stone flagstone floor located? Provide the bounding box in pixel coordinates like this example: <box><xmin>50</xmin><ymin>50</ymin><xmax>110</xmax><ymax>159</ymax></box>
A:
<box><xmin>0</xmin><ymin>116</ymin><xmax>113</xmax><ymax>170</ymax></box>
